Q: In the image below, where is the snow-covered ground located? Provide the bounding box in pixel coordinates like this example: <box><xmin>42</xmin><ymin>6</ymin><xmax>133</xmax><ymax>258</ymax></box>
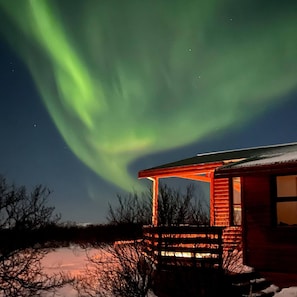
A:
<box><xmin>42</xmin><ymin>245</ymin><xmax>157</xmax><ymax>297</ymax></box>
<box><xmin>42</xmin><ymin>245</ymin><xmax>297</xmax><ymax>297</ymax></box>
<box><xmin>42</xmin><ymin>245</ymin><xmax>91</xmax><ymax>277</ymax></box>
<box><xmin>42</xmin><ymin>245</ymin><xmax>89</xmax><ymax>297</ymax></box>
<box><xmin>275</xmin><ymin>288</ymin><xmax>297</xmax><ymax>297</ymax></box>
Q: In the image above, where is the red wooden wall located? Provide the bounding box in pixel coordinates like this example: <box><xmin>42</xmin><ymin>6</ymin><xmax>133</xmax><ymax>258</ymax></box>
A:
<box><xmin>211</xmin><ymin>177</ymin><xmax>242</xmax><ymax>254</ymax></box>
<box><xmin>211</xmin><ymin>178</ymin><xmax>230</xmax><ymax>226</ymax></box>
<box><xmin>241</xmin><ymin>175</ymin><xmax>297</xmax><ymax>287</ymax></box>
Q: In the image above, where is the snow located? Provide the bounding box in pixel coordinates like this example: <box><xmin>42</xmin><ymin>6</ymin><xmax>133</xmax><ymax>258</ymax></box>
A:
<box><xmin>275</xmin><ymin>287</ymin><xmax>297</xmax><ymax>297</ymax></box>
<box><xmin>42</xmin><ymin>244</ymin><xmax>92</xmax><ymax>276</ymax></box>
<box><xmin>41</xmin><ymin>246</ymin><xmax>297</xmax><ymax>297</ymax></box>
<box><xmin>227</xmin><ymin>151</ymin><xmax>297</xmax><ymax>169</ymax></box>
<box><xmin>42</xmin><ymin>245</ymin><xmax>157</xmax><ymax>297</ymax></box>
<box><xmin>262</xmin><ymin>284</ymin><xmax>281</xmax><ymax>295</ymax></box>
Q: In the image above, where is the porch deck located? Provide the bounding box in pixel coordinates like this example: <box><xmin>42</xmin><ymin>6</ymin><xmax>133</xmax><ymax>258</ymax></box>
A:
<box><xmin>143</xmin><ymin>225</ymin><xmax>241</xmax><ymax>270</ymax></box>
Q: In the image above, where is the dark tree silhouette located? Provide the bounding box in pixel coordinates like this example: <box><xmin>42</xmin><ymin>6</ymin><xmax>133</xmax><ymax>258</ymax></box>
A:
<box><xmin>157</xmin><ymin>183</ymin><xmax>209</xmax><ymax>226</ymax></box>
<box><xmin>107</xmin><ymin>191</ymin><xmax>152</xmax><ymax>225</ymax></box>
<box><xmin>0</xmin><ymin>175</ymin><xmax>70</xmax><ymax>297</ymax></box>
<box><xmin>107</xmin><ymin>183</ymin><xmax>209</xmax><ymax>226</ymax></box>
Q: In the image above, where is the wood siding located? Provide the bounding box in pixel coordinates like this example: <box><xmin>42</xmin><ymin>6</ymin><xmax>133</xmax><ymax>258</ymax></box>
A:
<box><xmin>222</xmin><ymin>226</ymin><xmax>242</xmax><ymax>253</ymax></box>
<box><xmin>242</xmin><ymin>175</ymin><xmax>297</xmax><ymax>287</ymax></box>
<box><xmin>212</xmin><ymin>178</ymin><xmax>230</xmax><ymax>226</ymax></box>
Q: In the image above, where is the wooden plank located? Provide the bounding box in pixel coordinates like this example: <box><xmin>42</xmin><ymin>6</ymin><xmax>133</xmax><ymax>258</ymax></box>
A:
<box><xmin>143</xmin><ymin>225</ymin><xmax>224</xmax><ymax>234</ymax></box>
<box><xmin>159</xmin><ymin>246</ymin><xmax>221</xmax><ymax>254</ymax></box>
<box><xmin>158</xmin><ymin>237</ymin><xmax>221</xmax><ymax>245</ymax></box>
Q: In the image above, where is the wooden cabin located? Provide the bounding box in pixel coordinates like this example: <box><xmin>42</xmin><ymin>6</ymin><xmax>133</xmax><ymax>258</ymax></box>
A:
<box><xmin>215</xmin><ymin>142</ymin><xmax>297</xmax><ymax>288</ymax></box>
<box><xmin>138</xmin><ymin>142</ymin><xmax>297</xmax><ymax>288</ymax></box>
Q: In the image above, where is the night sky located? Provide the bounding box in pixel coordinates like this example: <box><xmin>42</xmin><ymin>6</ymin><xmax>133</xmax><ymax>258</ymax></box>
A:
<box><xmin>1</xmin><ymin>0</ymin><xmax>297</xmax><ymax>224</ymax></box>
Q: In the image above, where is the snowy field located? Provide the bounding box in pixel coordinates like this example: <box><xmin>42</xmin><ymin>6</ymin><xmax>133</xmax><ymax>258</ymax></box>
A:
<box><xmin>42</xmin><ymin>245</ymin><xmax>88</xmax><ymax>297</ymax></box>
<box><xmin>41</xmin><ymin>245</ymin><xmax>297</xmax><ymax>297</ymax></box>
<box><xmin>42</xmin><ymin>245</ymin><xmax>157</xmax><ymax>297</ymax></box>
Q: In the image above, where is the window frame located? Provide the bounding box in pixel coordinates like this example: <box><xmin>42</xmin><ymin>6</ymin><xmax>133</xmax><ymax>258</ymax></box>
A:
<box><xmin>229</xmin><ymin>177</ymin><xmax>242</xmax><ymax>226</ymax></box>
<box><xmin>274</xmin><ymin>174</ymin><xmax>297</xmax><ymax>226</ymax></box>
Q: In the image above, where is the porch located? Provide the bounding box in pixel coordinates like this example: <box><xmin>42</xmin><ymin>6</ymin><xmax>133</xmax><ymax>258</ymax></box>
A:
<box><xmin>143</xmin><ymin>225</ymin><xmax>242</xmax><ymax>270</ymax></box>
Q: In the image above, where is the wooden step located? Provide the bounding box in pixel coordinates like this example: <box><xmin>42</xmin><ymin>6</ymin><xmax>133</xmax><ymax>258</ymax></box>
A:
<box><xmin>227</xmin><ymin>271</ymin><xmax>279</xmax><ymax>297</ymax></box>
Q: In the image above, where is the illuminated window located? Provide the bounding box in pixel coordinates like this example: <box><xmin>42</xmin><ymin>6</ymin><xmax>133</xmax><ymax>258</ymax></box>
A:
<box><xmin>232</xmin><ymin>177</ymin><xmax>242</xmax><ymax>226</ymax></box>
<box><xmin>276</xmin><ymin>175</ymin><xmax>297</xmax><ymax>225</ymax></box>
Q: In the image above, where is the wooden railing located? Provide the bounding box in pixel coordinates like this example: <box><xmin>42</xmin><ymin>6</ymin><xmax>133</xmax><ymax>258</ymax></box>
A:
<box><xmin>143</xmin><ymin>225</ymin><xmax>225</xmax><ymax>269</ymax></box>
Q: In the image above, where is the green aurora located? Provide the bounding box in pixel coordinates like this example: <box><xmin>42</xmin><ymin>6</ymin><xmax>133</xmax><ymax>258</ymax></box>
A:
<box><xmin>1</xmin><ymin>0</ymin><xmax>297</xmax><ymax>191</ymax></box>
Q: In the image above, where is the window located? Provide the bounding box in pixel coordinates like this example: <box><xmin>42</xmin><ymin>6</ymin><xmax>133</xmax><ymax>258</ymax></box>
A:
<box><xmin>232</xmin><ymin>177</ymin><xmax>242</xmax><ymax>226</ymax></box>
<box><xmin>276</xmin><ymin>175</ymin><xmax>297</xmax><ymax>225</ymax></box>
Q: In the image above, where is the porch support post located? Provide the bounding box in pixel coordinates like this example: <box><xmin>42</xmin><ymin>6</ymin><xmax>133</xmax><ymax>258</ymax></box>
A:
<box><xmin>210</xmin><ymin>171</ymin><xmax>215</xmax><ymax>226</ymax></box>
<box><xmin>151</xmin><ymin>177</ymin><xmax>159</xmax><ymax>226</ymax></box>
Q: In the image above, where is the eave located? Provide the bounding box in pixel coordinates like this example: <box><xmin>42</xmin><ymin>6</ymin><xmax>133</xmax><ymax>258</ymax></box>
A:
<box><xmin>138</xmin><ymin>162</ymin><xmax>224</xmax><ymax>180</ymax></box>
<box><xmin>215</xmin><ymin>161</ymin><xmax>297</xmax><ymax>178</ymax></box>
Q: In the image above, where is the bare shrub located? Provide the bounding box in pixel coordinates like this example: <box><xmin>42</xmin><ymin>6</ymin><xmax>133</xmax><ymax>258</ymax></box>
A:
<box><xmin>0</xmin><ymin>175</ymin><xmax>71</xmax><ymax>296</ymax></box>
<box><xmin>157</xmin><ymin>183</ymin><xmax>209</xmax><ymax>226</ymax></box>
<box><xmin>0</xmin><ymin>248</ymin><xmax>69</xmax><ymax>297</ymax></box>
<box><xmin>107</xmin><ymin>183</ymin><xmax>209</xmax><ymax>226</ymax></box>
<box><xmin>75</xmin><ymin>240</ymin><xmax>154</xmax><ymax>297</ymax></box>
<box><xmin>107</xmin><ymin>192</ymin><xmax>151</xmax><ymax>225</ymax></box>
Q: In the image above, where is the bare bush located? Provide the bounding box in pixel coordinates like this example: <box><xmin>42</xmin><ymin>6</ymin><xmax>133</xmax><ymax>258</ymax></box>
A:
<box><xmin>0</xmin><ymin>248</ymin><xmax>68</xmax><ymax>297</ymax></box>
<box><xmin>107</xmin><ymin>192</ymin><xmax>151</xmax><ymax>225</ymax></box>
<box><xmin>0</xmin><ymin>175</ymin><xmax>71</xmax><ymax>296</ymax></box>
<box><xmin>75</xmin><ymin>240</ymin><xmax>154</xmax><ymax>297</ymax></box>
<box><xmin>157</xmin><ymin>183</ymin><xmax>209</xmax><ymax>226</ymax></box>
<box><xmin>223</xmin><ymin>248</ymin><xmax>253</xmax><ymax>275</ymax></box>
<box><xmin>0</xmin><ymin>176</ymin><xmax>60</xmax><ymax>231</ymax></box>
<box><xmin>107</xmin><ymin>183</ymin><xmax>209</xmax><ymax>226</ymax></box>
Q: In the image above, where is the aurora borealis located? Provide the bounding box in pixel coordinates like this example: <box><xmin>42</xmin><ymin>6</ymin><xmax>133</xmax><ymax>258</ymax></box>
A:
<box><xmin>1</xmin><ymin>0</ymin><xmax>297</xmax><ymax>192</ymax></box>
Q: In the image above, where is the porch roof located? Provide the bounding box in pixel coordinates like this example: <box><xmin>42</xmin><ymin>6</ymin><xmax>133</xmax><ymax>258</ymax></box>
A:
<box><xmin>138</xmin><ymin>142</ymin><xmax>297</xmax><ymax>179</ymax></box>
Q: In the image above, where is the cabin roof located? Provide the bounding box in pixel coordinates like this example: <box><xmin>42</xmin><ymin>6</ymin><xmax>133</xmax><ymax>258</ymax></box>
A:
<box><xmin>138</xmin><ymin>142</ymin><xmax>297</xmax><ymax>178</ymax></box>
<box><xmin>215</xmin><ymin>149</ymin><xmax>297</xmax><ymax>177</ymax></box>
